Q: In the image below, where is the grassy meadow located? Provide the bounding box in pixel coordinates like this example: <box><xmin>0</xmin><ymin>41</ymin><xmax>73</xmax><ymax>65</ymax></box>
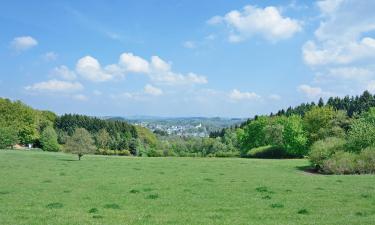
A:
<box><xmin>0</xmin><ymin>150</ymin><xmax>374</xmax><ymax>225</ymax></box>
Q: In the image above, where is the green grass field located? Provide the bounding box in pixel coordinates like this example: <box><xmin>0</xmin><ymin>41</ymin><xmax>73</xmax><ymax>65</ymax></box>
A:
<box><xmin>0</xmin><ymin>150</ymin><xmax>374</xmax><ymax>225</ymax></box>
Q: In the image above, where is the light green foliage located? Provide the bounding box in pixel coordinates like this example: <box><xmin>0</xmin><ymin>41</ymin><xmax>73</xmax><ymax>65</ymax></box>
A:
<box><xmin>281</xmin><ymin>115</ymin><xmax>307</xmax><ymax>157</ymax></box>
<box><xmin>95</xmin><ymin>129</ymin><xmax>111</xmax><ymax>149</ymax></box>
<box><xmin>40</xmin><ymin>126</ymin><xmax>60</xmax><ymax>152</ymax></box>
<box><xmin>303</xmin><ymin>106</ymin><xmax>335</xmax><ymax>144</ymax></box>
<box><xmin>309</xmin><ymin>137</ymin><xmax>347</xmax><ymax>168</ymax></box>
<box><xmin>247</xmin><ymin>145</ymin><xmax>286</xmax><ymax>158</ymax></box>
<box><xmin>347</xmin><ymin>108</ymin><xmax>375</xmax><ymax>152</ymax></box>
<box><xmin>64</xmin><ymin>128</ymin><xmax>96</xmax><ymax>160</ymax></box>
<box><xmin>239</xmin><ymin>116</ymin><xmax>269</xmax><ymax>155</ymax></box>
<box><xmin>356</xmin><ymin>148</ymin><xmax>375</xmax><ymax>174</ymax></box>
<box><xmin>322</xmin><ymin>151</ymin><xmax>358</xmax><ymax>174</ymax></box>
<box><xmin>1</xmin><ymin>151</ymin><xmax>375</xmax><ymax>225</ymax></box>
<box><xmin>0</xmin><ymin>127</ymin><xmax>18</xmax><ymax>149</ymax></box>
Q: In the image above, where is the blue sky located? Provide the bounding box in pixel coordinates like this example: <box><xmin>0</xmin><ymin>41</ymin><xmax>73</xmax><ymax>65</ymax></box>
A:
<box><xmin>1</xmin><ymin>0</ymin><xmax>375</xmax><ymax>117</ymax></box>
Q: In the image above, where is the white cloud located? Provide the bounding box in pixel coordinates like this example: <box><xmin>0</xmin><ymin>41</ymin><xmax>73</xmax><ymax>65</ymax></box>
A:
<box><xmin>25</xmin><ymin>80</ymin><xmax>83</xmax><ymax>93</ymax></box>
<box><xmin>119</xmin><ymin>52</ymin><xmax>150</xmax><ymax>73</ymax></box>
<box><xmin>297</xmin><ymin>84</ymin><xmax>331</xmax><ymax>99</ymax></box>
<box><xmin>269</xmin><ymin>94</ymin><xmax>281</xmax><ymax>100</ymax></box>
<box><xmin>43</xmin><ymin>52</ymin><xmax>58</xmax><ymax>61</ymax></box>
<box><xmin>72</xmin><ymin>53</ymin><xmax>207</xmax><ymax>86</ymax></box>
<box><xmin>52</xmin><ymin>65</ymin><xmax>76</xmax><ymax>80</ymax></box>
<box><xmin>208</xmin><ymin>5</ymin><xmax>301</xmax><ymax>42</ymax></box>
<box><xmin>229</xmin><ymin>89</ymin><xmax>260</xmax><ymax>100</ymax></box>
<box><xmin>327</xmin><ymin>67</ymin><xmax>372</xmax><ymax>81</ymax></box>
<box><xmin>144</xmin><ymin>84</ymin><xmax>163</xmax><ymax>96</ymax></box>
<box><xmin>76</xmin><ymin>56</ymin><xmax>113</xmax><ymax>82</ymax></box>
<box><xmin>72</xmin><ymin>94</ymin><xmax>88</xmax><ymax>101</ymax></box>
<box><xmin>183</xmin><ymin>41</ymin><xmax>196</xmax><ymax>49</ymax></box>
<box><xmin>11</xmin><ymin>36</ymin><xmax>38</xmax><ymax>51</ymax></box>
<box><xmin>303</xmin><ymin>0</ymin><xmax>375</xmax><ymax>66</ymax></box>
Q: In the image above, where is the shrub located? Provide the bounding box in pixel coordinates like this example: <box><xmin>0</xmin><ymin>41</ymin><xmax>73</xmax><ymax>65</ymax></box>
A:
<box><xmin>322</xmin><ymin>151</ymin><xmax>357</xmax><ymax>174</ymax></box>
<box><xmin>247</xmin><ymin>145</ymin><xmax>286</xmax><ymax>159</ymax></box>
<box><xmin>40</xmin><ymin>126</ymin><xmax>60</xmax><ymax>152</ymax></box>
<box><xmin>356</xmin><ymin>148</ymin><xmax>375</xmax><ymax>174</ymax></box>
<box><xmin>309</xmin><ymin>137</ymin><xmax>346</xmax><ymax>169</ymax></box>
<box><xmin>118</xmin><ymin>150</ymin><xmax>131</xmax><ymax>156</ymax></box>
<box><xmin>347</xmin><ymin>118</ymin><xmax>375</xmax><ymax>152</ymax></box>
<box><xmin>146</xmin><ymin>148</ymin><xmax>163</xmax><ymax>157</ymax></box>
<box><xmin>214</xmin><ymin>151</ymin><xmax>240</xmax><ymax>158</ymax></box>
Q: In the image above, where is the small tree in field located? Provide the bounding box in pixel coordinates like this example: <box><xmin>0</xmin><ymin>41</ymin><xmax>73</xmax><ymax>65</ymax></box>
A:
<box><xmin>64</xmin><ymin>128</ymin><xmax>96</xmax><ymax>160</ymax></box>
<box><xmin>40</xmin><ymin>126</ymin><xmax>60</xmax><ymax>152</ymax></box>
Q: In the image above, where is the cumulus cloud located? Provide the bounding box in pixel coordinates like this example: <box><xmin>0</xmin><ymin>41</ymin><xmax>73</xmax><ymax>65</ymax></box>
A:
<box><xmin>144</xmin><ymin>84</ymin><xmax>163</xmax><ymax>96</ymax></box>
<box><xmin>76</xmin><ymin>56</ymin><xmax>113</xmax><ymax>82</ymax></box>
<box><xmin>297</xmin><ymin>84</ymin><xmax>331</xmax><ymax>99</ymax></box>
<box><xmin>119</xmin><ymin>52</ymin><xmax>150</xmax><ymax>73</ymax></box>
<box><xmin>52</xmin><ymin>65</ymin><xmax>77</xmax><ymax>80</ymax></box>
<box><xmin>25</xmin><ymin>80</ymin><xmax>83</xmax><ymax>93</ymax></box>
<box><xmin>208</xmin><ymin>5</ymin><xmax>301</xmax><ymax>42</ymax></box>
<box><xmin>303</xmin><ymin>0</ymin><xmax>375</xmax><ymax>66</ymax></box>
<box><xmin>74</xmin><ymin>53</ymin><xmax>207</xmax><ymax>85</ymax></box>
<box><xmin>229</xmin><ymin>89</ymin><xmax>260</xmax><ymax>100</ymax></box>
<box><xmin>269</xmin><ymin>94</ymin><xmax>281</xmax><ymax>100</ymax></box>
<box><xmin>11</xmin><ymin>36</ymin><xmax>38</xmax><ymax>51</ymax></box>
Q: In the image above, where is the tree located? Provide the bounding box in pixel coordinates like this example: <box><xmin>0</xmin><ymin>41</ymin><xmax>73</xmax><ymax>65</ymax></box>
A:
<box><xmin>303</xmin><ymin>106</ymin><xmax>335</xmax><ymax>144</ymax></box>
<box><xmin>64</xmin><ymin>128</ymin><xmax>96</xmax><ymax>160</ymax></box>
<box><xmin>40</xmin><ymin>126</ymin><xmax>60</xmax><ymax>152</ymax></box>
<box><xmin>282</xmin><ymin>115</ymin><xmax>308</xmax><ymax>157</ymax></box>
<box><xmin>95</xmin><ymin>129</ymin><xmax>111</xmax><ymax>149</ymax></box>
<box><xmin>0</xmin><ymin>127</ymin><xmax>18</xmax><ymax>149</ymax></box>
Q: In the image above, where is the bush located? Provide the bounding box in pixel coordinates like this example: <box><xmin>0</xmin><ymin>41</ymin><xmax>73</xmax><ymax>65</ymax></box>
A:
<box><xmin>247</xmin><ymin>145</ymin><xmax>286</xmax><ymax>159</ymax></box>
<box><xmin>0</xmin><ymin>127</ymin><xmax>18</xmax><ymax>149</ymax></box>
<box><xmin>309</xmin><ymin>137</ymin><xmax>346</xmax><ymax>168</ymax></box>
<box><xmin>40</xmin><ymin>126</ymin><xmax>60</xmax><ymax>152</ymax></box>
<box><xmin>322</xmin><ymin>151</ymin><xmax>357</xmax><ymax>174</ymax></box>
<box><xmin>214</xmin><ymin>151</ymin><xmax>240</xmax><ymax>158</ymax></box>
<box><xmin>118</xmin><ymin>150</ymin><xmax>131</xmax><ymax>156</ymax></box>
<box><xmin>356</xmin><ymin>148</ymin><xmax>375</xmax><ymax>174</ymax></box>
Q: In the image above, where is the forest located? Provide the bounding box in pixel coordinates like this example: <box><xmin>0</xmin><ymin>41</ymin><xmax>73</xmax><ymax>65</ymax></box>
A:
<box><xmin>1</xmin><ymin>91</ymin><xmax>375</xmax><ymax>174</ymax></box>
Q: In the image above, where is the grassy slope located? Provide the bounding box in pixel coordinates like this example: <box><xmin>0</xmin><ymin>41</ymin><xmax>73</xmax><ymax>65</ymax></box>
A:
<box><xmin>0</xmin><ymin>150</ymin><xmax>374</xmax><ymax>225</ymax></box>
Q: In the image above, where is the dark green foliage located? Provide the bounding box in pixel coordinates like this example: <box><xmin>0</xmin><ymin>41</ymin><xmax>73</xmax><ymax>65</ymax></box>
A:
<box><xmin>88</xmin><ymin>208</ymin><xmax>98</xmax><ymax>213</ymax></box>
<box><xmin>103</xmin><ymin>203</ymin><xmax>120</xmax><ymax>209</ymax></box>
<box><xmin>247</xmin><ymin>145</ymin><xmax>287</xmax><ymax>159</ymax></box>
<box><xmin>145</xmin><ymin>194</ymin><xmax>159</xmax><ymax>199</ymax></box>
<box><xmin>270</xmin><ymin>203</ymin><xmax>284</xmax><ymax>208</ymax></box>
<box><xmin>46</xmin><ymin>202</ymin><xmax>63</xmax><ymax>209</ymax></box>
<box><xmin>298</xmin><ymin>209</ymin><xmax>309</xmax><ymax>215</ymax></box>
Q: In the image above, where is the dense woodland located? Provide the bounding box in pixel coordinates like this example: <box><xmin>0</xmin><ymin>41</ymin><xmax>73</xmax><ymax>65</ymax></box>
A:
<box><xmin>1</xmin><ymin>91</ymin><xmax>375</xmax><ymax>174</ymax></box>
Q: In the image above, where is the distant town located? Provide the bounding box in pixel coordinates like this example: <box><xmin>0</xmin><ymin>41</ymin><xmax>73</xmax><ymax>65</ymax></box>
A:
<box><xmin>106</xmin><ymin>117</ymin><xmax>246</xmax><ymax>137</ymax></box>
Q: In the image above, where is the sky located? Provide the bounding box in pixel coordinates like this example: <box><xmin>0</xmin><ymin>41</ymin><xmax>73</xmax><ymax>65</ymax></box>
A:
<box><xmin>1</xmin><ymin>0</ymin><xmax>375</xmax><ymax>118</ymax></box>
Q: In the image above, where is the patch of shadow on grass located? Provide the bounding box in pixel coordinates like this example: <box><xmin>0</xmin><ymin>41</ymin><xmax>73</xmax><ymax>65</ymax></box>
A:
<box><xmin>133</xmin><ymin>168</ymin><xmax>141</xmax><ymax>171</ymax></box>
<box><xmin>46</xmin><ymin>202</ymin><xmax>63</xmax><ymax>209</ymax></box>
<box><xmin>336</xmin><ymin>179</ymin><xmax>343</xmax><ymax>183</ymax></box>
<box><xmin>361</xmin><ymin>194</ymin><xmax>371</xmax><ymax>199</ymax></box>
<box><xmin>42</xmin><ymin>179</ymin><xmax>52</xmax><ymax>183</ymax></box>
<box><xmin>92</xmin><ymin>215</ymin><xmax>103</xmax><ymax>219</ymax></box>
<box><xmin>298</xmin><ymin>209</ymin><xmax>309</xmax><ymax>215</ymax></box>
<box><xmin>355</xmin><ymin>212</ymin><xmax>368</xmax><ymax>217</ymax></box>
<box><xmin>58</xmin><ymin>159</ymin><xmax>76</xmax><ymax>162</ymax></box>
<box><xmin>209</xmin><ymin>214</ymin><xmax>223</xmax><ymax>220</ymax></box>
<box><xmin>103</xmin><ymin>203</ymin><xmax>120</xmax><ymax>209</ymax></box>
<box><xmin>59</xmin><ymin>172</ymin><xmax>66</xmax><ymax>176</ymax></box>
<box><xmin>0</xmin><ymin>191</ymin><xmax>10</xmax><ymax>195</ymax></box>
<box><xmin>145</xmin><ymin>194</ymin><xmax>159</xmax><ymax>199</ymax></box>
<box><xmin>256</xmin><ymin>186</ymin><xmax>274</xmax><ymax>194</ymax></box>
<box><xmin>63</xmin><ymin>190</ymin><xmax>71</xmax><ymax>193</ymax></box>
<box><xmin>88</xmin><ymin>208</ymin><xmax>99</xmax><ymax>213</ymax></box>
<box><xmin>285</xmin><ymin>189</ymin><xmax>292</xmax><ymax>193</ymax></box>
<box><xmin>315</xmin><ymin>187</ymin><xmax>325</xmax><ymax>190</ymax></box>
<box><xmin>203</xmin><ymin>178</ymin><xmax>214</xmax><ymax>182</ymax></box>
<box><xmin>159</xmin><ymin>172</ymin><xmax>165</xmax><ymax>175</ymax></box>
<box><xmin>270</xmin><ymin>203</ymin><xmax>284</xmax><ymax>208</ymax></box>
<box><xmin>262</xmin><ymin>195</ymin><xmax>272</xmax><ymax>200</ymax></box>
<box><xmin>143</xmin><ymin>188</ymin><xmax>153</xmax><ymax>192</ymax></box>
<box><xmin>295</xmin><ymin>165</ymin><xmax>321</xmax><ymax>175</ymax></box>
<box><xmin>130</xmin><ymin>189</ymin><xmax>139</xmax><ymax>194</ymax></box>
